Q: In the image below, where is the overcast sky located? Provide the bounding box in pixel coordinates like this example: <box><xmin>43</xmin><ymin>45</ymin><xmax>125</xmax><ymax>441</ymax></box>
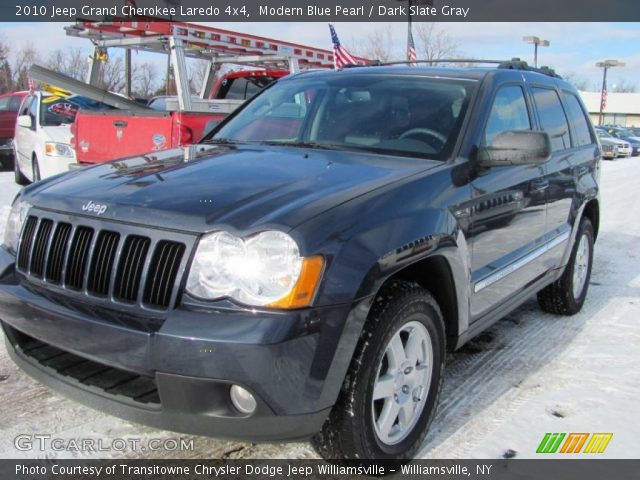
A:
<box><xmin>1</xmin><ymin>22</ymin><xmax>638</xmax><ymax>91</ymax></box>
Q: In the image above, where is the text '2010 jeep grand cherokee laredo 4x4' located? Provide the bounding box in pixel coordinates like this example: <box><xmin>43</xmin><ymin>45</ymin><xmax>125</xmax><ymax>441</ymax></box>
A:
<box><xmin>0</xmin><ymin>61</ymin><xmax>600</xmax><ymax>460</ymax></box>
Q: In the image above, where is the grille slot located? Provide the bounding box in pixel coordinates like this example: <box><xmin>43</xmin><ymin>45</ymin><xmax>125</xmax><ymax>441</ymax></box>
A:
<box><xmin>16</xmin><ymin>332</ymin><xmax>160</xmax><ymax>406</ymax></box>
<box><xmin>114</xmin><ymin>235</ymin><xmax>150</xmax><ymax>303</ymax></box>
<box><xmin>45</xmin><ymin>223</ymin><xmax>72</xmax><ymax>284</ymax></box>
<box><xmin>87</xmin><ymin>231</ymin><xmax>120</xmax><ymax>296</ymax></box>
<box><xmin>17</xmin><ymin>216</ymin><xmax>38</xmax><ymax>271</ymax></box>
<box><xmin>143</xmin><ymin>241</ymin><xmax>185</xmax><ymax>309</ymax></box>
<box><xmin>29</xmin><ymin>219</ymin><xmax>54</xmax><ymax>278</ymax></box>
<box><xmin>16</xmin><ymin>214</ymin><xmax>188</xmax><ymax>311</ymax></box>
<box><xmin>65</xmin><ymin>227</ymin><xmax>94</xmax><ymax>291</ymax></box>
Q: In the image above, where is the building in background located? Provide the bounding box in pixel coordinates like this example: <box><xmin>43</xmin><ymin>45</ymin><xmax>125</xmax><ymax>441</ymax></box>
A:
<box><xmin>579</xmin><ymin>91</ymin><xmax>640</xmax><ymax>127</ymax></box>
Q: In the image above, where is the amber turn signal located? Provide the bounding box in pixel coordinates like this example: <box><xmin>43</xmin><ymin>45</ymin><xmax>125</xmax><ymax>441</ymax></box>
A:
<box><xmin>268</xmin><ymin>256</ymin><xmax>324</xmax><ymax>309</ymax></box>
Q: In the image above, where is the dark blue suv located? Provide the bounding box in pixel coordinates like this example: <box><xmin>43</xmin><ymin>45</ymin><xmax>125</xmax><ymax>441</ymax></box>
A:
<box><xmin>0</xmin><ymin>61</ymin><xmax>600</xmax><ymax>460</ymax></box>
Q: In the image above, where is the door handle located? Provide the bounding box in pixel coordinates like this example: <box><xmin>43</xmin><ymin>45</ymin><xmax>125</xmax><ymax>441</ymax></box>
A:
<box><xmin>530</xmin><ymin>179</ymin><xmax>549</xmax><ymax>192</ymax></box>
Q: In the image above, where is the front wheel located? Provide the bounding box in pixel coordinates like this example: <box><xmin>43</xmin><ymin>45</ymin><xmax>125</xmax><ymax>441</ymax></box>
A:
<box><xmin>538</xmin><ymin>218</ymin><xmax>594</xmax><ymax>315</ymax></box>
<box><xmin>311</xmin><ymin>281</ymin><xmax>445</xmax><ymax>460</ymax></box>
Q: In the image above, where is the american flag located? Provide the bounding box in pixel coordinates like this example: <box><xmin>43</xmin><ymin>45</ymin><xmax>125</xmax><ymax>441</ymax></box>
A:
<box><xmin>600</xmin><ymin>83</ymin><xmax>608</xmax><ymax>111</ymax></box>
<box><xmin>329</xmin><ymin>24</ymin><xmax>357</xmax><ymax>69</ymax></box>
<box><xmin>408</xmin><ymin>28</ymin><xmax>417</xmax><ymax>66</ymax></box>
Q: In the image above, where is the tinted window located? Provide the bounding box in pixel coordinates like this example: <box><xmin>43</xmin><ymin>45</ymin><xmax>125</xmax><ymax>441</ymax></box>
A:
<box><xmin>0</xmin><ymin>95</ymin><xmax>22</xmax><ymax>112</ymax></box>
<box><xmin>215</xmin><ymin>76</ymin><xmax>279</xmax><ymax>100</ymax></box>
<box><xmin>484</xmin><ymin>86</ymin><xmax>531</xmax><ymax>145</ymax></box>
<box><xmin>209</xmin><ymin>75</ymin><xmax>475</xmax><ymax>160</ymax></box>
<box><xmin>148</xmin><ymin>97</ymin><xmax>168</xmax><ymax>111</ymax></box>
<box><xmin>532</xmin><ymin>87</ymin><xmax>571</xmax><ymax>152</ymax></box>
<box><xmin>563</xmin><ymin>93</ymin><xmax>594</xmax><ymax>147</ymax></box>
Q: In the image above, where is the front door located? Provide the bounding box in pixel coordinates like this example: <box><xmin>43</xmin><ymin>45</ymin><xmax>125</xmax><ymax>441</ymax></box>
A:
<box><xmin>469</xmin><ymin>84</ymin><xmax>549</xmax><ymax>319</ymax></box>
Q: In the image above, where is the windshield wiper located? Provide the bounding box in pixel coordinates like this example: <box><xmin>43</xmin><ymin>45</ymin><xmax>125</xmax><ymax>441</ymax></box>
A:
<box><xmin>202</xmin><ymin>138</ymin><xmax>243</xmax><ymax>145</ymax></box>
<box><xmin>260</xmin><ymin>140</ymin><xmax>350</xmax><ymax>151</ymax></box>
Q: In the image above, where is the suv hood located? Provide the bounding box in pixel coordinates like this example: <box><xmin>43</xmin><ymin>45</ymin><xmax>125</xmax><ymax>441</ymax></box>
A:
<box><xmin>25</xmin><ymin>144</ymin><xmax>438</xmax><ymax>233</ymax></box>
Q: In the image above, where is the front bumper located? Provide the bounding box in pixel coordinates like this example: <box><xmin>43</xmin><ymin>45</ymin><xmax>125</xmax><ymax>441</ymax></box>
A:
<box><xmin>0</xmin><ymin>248</ymin><xmax>360</xmax><ymax>441</ymax></box>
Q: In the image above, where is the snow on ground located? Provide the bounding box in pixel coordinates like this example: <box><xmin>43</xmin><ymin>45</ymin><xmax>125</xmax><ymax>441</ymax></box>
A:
<box><xmin>0</xmin><ymin>158</ymin><xmax>639</xmax><ymax>459</ymax></box>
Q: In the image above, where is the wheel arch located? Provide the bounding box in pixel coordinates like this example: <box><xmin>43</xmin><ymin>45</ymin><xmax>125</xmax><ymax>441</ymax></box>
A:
<box><xmin>582</xmin><ymin>198</ymin><xmax>599</xmax><ymax>240</ymax></box>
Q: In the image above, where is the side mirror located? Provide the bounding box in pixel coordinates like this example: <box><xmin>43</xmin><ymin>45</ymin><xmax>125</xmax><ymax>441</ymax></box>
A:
<box><xmin>477</xmin><ymin>130</ymin><xmax>551</xmax><ymax>167</ymax></box>
<box><xmin>17</xmin><ymin>115</ymin><xmax>33</xmax><ymax>129</ymax></box>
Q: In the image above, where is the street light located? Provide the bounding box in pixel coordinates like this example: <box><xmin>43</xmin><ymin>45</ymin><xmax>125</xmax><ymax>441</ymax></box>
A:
<box><xmin>596</xmin><ymin>59</ymin><xmax>625</xmax><ymax>126</ymax></box>
<box><xmin>523</xmin><ymin>36</ymin><xmax>550</xmax><ymax>68</ymax></box>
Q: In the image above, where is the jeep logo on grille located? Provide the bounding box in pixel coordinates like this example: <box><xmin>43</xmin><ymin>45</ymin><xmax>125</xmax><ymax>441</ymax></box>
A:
<box><xmin>82</xmin><ymin>201</ymin><xmax>108</xmax><ymax>216</ymax></box>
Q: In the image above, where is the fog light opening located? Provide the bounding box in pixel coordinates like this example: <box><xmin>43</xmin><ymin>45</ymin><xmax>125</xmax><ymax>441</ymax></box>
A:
<box><xmin>230</xmin><ymin>385</ymin><xmax>257</xmax><ymax>415</ymax></box>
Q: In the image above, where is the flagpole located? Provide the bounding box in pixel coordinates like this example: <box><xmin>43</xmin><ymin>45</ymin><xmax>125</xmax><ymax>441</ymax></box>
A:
<box><xmin>407</xmin><ymin>0</ymin><xmax>413</xmax><ymax>62</ymax></box>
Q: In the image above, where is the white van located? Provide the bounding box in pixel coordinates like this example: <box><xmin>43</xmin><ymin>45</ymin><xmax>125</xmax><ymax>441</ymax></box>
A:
<box><xmin>13</xmin><ymin>91</ymin><xmax>77</xmax><ymax>184</ymax></box>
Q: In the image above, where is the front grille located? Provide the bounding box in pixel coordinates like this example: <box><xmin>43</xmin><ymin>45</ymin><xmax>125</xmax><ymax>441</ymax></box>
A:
<box><xmin>17</xmin><ymin>214</ymin><xmax>187</xmax><ymax>310</ymax></box>
<box><xmin>16</xmin><ymin>331</ymin><xmax>160</xmax><ymax>405</ymax></box>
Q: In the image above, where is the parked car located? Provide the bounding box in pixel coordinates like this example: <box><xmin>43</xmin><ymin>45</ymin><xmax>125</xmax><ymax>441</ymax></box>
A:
<box><xmin>627</xmin><ymin>127</ymin><xmax>640</xmax><ymax>137</ymax></box>
<box><xmin>13</xmin><ymin>91</ymin><xmax>78</xmax><ymax>184</ymax></box>
<box><xmin>598</xmin><ymin>140</ymin><xmax>619</xmax><ymax>160</ymax></box>
<box><xmin>595</xmin><ymin>128</ymin><xmax>632</xmax><ymax>157</ymax></box>
<box><xmin>603</xmin><ymin>126</ymin><xmax>640</xmax><ymax>156</ymax></box>
<box><xmin>0</xmin><ymin>63</ymin><xmax>600</xmax><ymax>460</ymax></box>
<box><xmin>0</xmin><ymin>91</ymin><xmax>28</xmax><ymax>169</ymax></box>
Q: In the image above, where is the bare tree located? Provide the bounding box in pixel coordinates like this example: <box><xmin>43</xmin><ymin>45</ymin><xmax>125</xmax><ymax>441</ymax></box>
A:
<box><xmin>413</xmin><ymin>23</ymin><xmax>460</xmax><ymax>64</ymax></box>
<box><xmin>133</xmin><ymin>61</ymin><xmax>158</xmax><ymax>98</ymax></box>
<box><xmin>188</xmin><ymin>59</ymin><xmax>210</xmax><ymax>95</ymax></box>
<box><xmin>46</xmin><ymin>47</ymin><xmax>87</xmax><ymax>81</ymax></box>
<box><xmin>12</xmin><ymin>44</ymin><xmax>39</xmax><ymax>91</ymax></box>
<box><xmin>351</xmin><ymin>25</ymin><xmax>396</xmax><ymax>63</ymax></box>
<box><xmin>0</xmin><ymin>38</ymin><xmax>12</xmax><ymax>94</ymax></box>
<box><xmin>99</xmin><ymin>55</ymin><xmax>127</xmax><ymax>93</ymax></box>
<box><xmin>561</xmin><ymin>72</ymin><xmax>593</xmax><ymax>91</ymax></box>
<box><xmin>612</xmin><ymin>79</ymin><xmax>637</xmax><ymax>93</ymax></box>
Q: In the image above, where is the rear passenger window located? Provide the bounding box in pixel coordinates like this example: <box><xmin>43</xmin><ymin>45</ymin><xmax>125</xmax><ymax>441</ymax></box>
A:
<box><xmin>532</xmin><ymin>87</ymin><xmax>571</xmax><ymax>152</ymax></box>
<box><xmin>484</xmin><ymin>86</ymin><xmax>531</xmax><ymax>145</ymax></box>
<box><xmin>563</xmin><ymin>93</ymin><xmax>594</xmax><ymax>147</ymax></box>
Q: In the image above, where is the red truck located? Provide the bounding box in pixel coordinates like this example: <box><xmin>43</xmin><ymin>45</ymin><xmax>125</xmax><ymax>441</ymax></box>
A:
<box><xmin>0</xmin><ymin>91</ymin><xmax>28</xmax><ymax>168</ymax></box>
<box><xmin>71</xmin><ymin>69</ymin><xmax>289</xmax><ymax>164</ymax></box>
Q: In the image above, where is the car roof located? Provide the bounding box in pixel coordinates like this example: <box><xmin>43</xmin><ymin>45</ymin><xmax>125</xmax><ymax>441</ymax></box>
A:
<box><xmin>284</xmin><ymin>64</ymin><xmax>571</xmax><ymax>88</ymax></box>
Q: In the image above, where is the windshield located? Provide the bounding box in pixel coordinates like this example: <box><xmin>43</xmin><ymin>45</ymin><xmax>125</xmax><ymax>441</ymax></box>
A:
<box><xmin>205</xmin><ymin>74</ymin><xmax>476</xmax><ymax>160</ymax></box>
<box><xmin>596</xmin><ymin>129</ymin><xmax>611</xmax><ymax>138</ymax></box>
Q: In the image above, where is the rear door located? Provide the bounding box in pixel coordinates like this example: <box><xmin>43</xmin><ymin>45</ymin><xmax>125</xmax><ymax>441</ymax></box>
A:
<box><xmin>469</xmin><ymin>82</ymin><xmax>549</xmax><ymax>319</ymax></box>
<box><xmin>533</xmin><ymin>85</ymin><xmax>599</xmax><ymax>269</ymax></box>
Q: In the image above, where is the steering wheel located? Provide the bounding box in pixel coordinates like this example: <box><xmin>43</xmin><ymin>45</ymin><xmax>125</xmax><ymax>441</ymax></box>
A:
<box><xmin>399</xmin><ymin>128</ymin><xmax>447</xmax><ymax>148</ymax></box>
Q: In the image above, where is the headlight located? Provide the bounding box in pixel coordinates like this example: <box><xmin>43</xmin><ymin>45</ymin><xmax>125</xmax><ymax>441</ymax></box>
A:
<box><xmin>45</xmin><ymin>142</ymin><xmax>74</xmax><ymax>157</ymax></box>
<box><xmin>186</xmin><ymin>230</ymin><xmax>324</xmax><ymax>308</ymax></box>
<box><xmin>3</xmin><ymin>198</ymin><xmax>31</xmax><ymax>254</ymax></box>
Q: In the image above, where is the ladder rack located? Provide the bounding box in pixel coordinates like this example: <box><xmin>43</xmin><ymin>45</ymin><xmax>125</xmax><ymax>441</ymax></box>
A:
<box><xmin>65</xmin><ymin>19</ymin><xmax>367</xmax><ymax>69</ymax></box>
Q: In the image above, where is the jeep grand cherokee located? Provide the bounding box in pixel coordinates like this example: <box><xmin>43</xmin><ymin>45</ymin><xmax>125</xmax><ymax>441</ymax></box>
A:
<box><xmin>0</xmin><ymin>62</ymin><xmax>600</xmax><ymax>459</ymax></box>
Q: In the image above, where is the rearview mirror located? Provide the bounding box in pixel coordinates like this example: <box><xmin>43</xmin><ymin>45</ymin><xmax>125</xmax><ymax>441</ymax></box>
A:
<box><xmin>478</xmin><ymin>130</ymin><xmax>551</xmax><ymax>167</ymax></box>
<box><xmin>17</xmin><ymin>115</ymin><xmax>32</xmax><ymax>129</ymax></box>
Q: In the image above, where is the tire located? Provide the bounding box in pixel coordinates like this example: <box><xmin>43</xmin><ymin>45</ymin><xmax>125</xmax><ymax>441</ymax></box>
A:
<box><xmin>537</xmin><ymin>218</ymin><xmax>594</xmax><ymax>315</ymax></box>
<box><xmin>32</xmin><ymin>155</ymin><xmax>41</xmax><ymax>183</ymax></box>
<box><xmin>14</xmin><ymin>153</ymin><xmax>29</xmax><ymax>186</ymax></box>
<box><xmin>311</xmin><ymin>280</ymin><xmax>446</xmax><ymax>460</ymax></box>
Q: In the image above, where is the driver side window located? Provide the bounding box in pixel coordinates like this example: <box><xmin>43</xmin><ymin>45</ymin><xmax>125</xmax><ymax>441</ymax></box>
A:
<box><xmin>484</xmin><ymin>86</ymin><xmax>531</xmax><ymax>145</ymax></box>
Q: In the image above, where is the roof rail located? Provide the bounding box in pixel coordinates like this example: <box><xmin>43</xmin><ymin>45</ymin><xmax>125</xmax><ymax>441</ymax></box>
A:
<box><xmin>358</xmin><ymin>57</ymin><xmax>562</xmax><ymax>79</ymax></box>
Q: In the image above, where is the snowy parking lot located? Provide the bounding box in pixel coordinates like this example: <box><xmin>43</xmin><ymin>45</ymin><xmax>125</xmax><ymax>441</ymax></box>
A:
<box><xmin>0</xmin><ymin>158</ymin><xmax>639</xmax><ymax>459</ymax></box>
